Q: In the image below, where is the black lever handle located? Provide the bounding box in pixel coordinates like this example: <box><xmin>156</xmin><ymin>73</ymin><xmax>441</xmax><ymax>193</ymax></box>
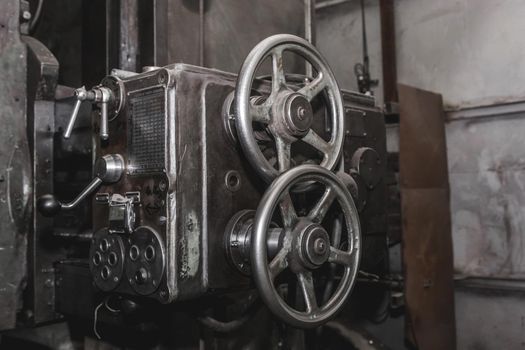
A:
<box><xmin>37</xmin><ymin>154</ymin><xmax>124</xmax><ymax>217</ymax></box>
<box><xmin>37</xmin><ymin>177</ymin><xmax>103</xmax><ymax>217</ymax></box>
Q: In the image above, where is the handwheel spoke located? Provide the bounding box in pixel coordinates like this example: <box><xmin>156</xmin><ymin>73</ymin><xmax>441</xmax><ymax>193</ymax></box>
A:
<box><xmin>279</xmin><ymin>193</ymin><xmax>298</xmax><ymax>229</ymax></box>
<box><xmin>250</xmin><ymin>100</ymin><xmax>271</xmax><ymax>123</ymax></box>
<box><xmin>298</xmin><ymin>72</ymin><xmax>327</xmax><ymax>102</ymax></box>
<box><xmin>298</xmin><ymin>271</ymin><xmax>318</xmax><ymax>313</ymax></box>
<box><xmin>328</xmin><ymin>246</ymin><xmax>355</xmax><ymax>267</ymax></box>
<box><xmin>271</xmin><ymin>49</ymin><xmax>286</xmax><ymax>94</ymax></box>
<box><xmin>302</xmin><ymin>129</ymin><xmax>331</xmax><ymax>158</ymax></box>
<box><xmin>269</xmin><ymin>247</ymin><xmax>289</xmax><ymax>280</ymax></box>
<box><xmin>308</xmin><ymin>186</ymin><xmax>336</xmax><ymax>223</ymax></box>
<box><xmin>275</xmin><ymin>137</ymin><xmax>291</xmax><ymax>173</ymax></box>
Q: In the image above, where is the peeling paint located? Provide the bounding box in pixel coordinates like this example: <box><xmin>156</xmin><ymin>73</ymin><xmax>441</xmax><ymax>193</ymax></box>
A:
<box><xmin>448</xmin><ymin>114</ymin><xmax>525</xmax><ymax>278</ymax></box>
<box><xmin>179</xmin><ymin>210</ymin><xmax>200</xmax><ymax>279</ymax></box>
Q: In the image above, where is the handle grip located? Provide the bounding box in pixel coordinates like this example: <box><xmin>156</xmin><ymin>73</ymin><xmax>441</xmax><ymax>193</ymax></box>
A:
<box><xmin>100</xmin><ymin>98</ymin><xmax>109</xmax><ymax>140</ymax></box>
<box><xmin>63</xmin><ymin>86</ymin><xmax>113</xmax><ymax>140</ymax></box>
<box><xmin>36</xmin><ymin>153</ymin><xmax>124</xmax><ymax>217</ymax></box>
<box><xmin>37</xmin><ymin>177</ymin><xmax>103</xmax><ymax>217</ymax></box>
<box><xmin>64</xmin><ymin>98</ymin><xmax>83</xmax><ymax>139</ymax></box>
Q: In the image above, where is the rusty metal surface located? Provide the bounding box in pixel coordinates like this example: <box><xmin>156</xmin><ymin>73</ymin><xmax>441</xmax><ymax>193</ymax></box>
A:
<box><xmin>401</xmin><ymin>189</ymin><xmax>456</xmax><ymax>350</ymax></box>
<box><xmin>0</xmin><ymin>0</ymin><xmax>32</xmax><ymax>331</ymax></box>
<box><xmin>398</xmin><ymin>84</ymin><xmax>449</xmax><ymax>189</ymax></box>
<box><xmin>399</xmin><ymin>84</ymin><xmax>456</xmax><ymax>349</ymax></box>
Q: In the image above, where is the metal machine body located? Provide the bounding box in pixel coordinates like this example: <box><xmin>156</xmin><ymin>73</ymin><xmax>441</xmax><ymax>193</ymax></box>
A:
<box><xmin>89</xmin><ymin>64</ymin><xmax>260</xmax><ymax>302</ymax></box>
<box><xmin>0</xmin><ymin>1</ymin><xmax>390</xmax><ymax>346</ymax></box>
<box><xmin>81</xmin><ymin>60</ymin><xmax>387</xmax><ymax>305</ymax></box>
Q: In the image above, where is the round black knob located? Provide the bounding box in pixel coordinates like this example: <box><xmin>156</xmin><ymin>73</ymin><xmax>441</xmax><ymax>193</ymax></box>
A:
<box><xmin>134</xmin><ymin>268</ymin><xmax>148</xmax><ymax>285</ymax></box>
<box><xmin>37</xmin><ymin>194</ymin><xmax>62</xmax><ymax>217</ymax></box>
<box><xmin>120</xmin><ymin>298</ymin><xmax>140</xmax><ymax>315</ymax></box>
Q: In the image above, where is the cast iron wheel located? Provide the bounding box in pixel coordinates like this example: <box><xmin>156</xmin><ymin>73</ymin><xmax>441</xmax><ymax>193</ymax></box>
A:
<box><xmin>251</xmin><ymin>165</ymin><xmax>361</xmax><ymax>328</ymax></box>
<box><xmin>235</xmin><ymin>34</ymin><xmax>345</xmax><ymax>183</ymax></box>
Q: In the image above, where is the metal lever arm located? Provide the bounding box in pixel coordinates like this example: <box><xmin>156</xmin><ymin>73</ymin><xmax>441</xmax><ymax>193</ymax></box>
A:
<box><xmin>37</xmin><ymin>177</ymin><xmax>103</xmax><ymax>216</ymax></box>
<box><xmin>63</xmin><ymin>86</ymin><xmax>113</xmax><ymax>140</ymax></box>
<box><xmin>37</xmin><ymin>154</ymin><xmax>124</xmax><ymax>217</ymax></box>
<box><xmin>97</xmin><ymin>86</ymin><xmax>112</xmax><ymax>140</ymax></box>
<box><xmin>64</xmin><ymin>86</ymin><xmax>95</xmax><ymax>139</ymax></box>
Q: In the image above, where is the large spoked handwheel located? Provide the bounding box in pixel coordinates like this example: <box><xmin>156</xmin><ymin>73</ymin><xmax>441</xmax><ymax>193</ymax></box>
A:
<box><xmin>251</xmin><ymin>165</ymin><xmax>361</xmax><ymax>328</ymax></box>
<box><xmin>235</xmin><ymin>34</ymin><xmax>345</xmax><ymax>183</ymax></box>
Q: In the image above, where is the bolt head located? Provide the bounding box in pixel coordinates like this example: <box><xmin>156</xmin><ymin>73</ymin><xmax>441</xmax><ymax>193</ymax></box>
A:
<box><xmin>313</xmin><ymin>237</ymin><xmax>327</xmax><ymax>255</ymax></box>
<box><xmin>300</xmin><ymin>223</ymin><xmax>331</xmax><ymax>267</ymax></box>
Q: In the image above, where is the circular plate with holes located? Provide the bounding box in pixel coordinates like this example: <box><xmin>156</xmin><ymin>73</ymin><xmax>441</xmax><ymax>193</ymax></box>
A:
<box><xmin>89</xmin><ymin>228</ymin><xmax>125</xmax><ymax>292</ymax></box>
<box><xmin>125</xmin><ymin>226</ymin><xmax>165</xmax><ymax>296</ymax></box>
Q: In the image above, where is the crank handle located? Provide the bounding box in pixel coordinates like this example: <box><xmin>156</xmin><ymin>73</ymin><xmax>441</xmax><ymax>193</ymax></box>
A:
<box><xmin>37</xmin><ymin>154</ymin><xmax>124</xmax><ymax>217</ymax></box>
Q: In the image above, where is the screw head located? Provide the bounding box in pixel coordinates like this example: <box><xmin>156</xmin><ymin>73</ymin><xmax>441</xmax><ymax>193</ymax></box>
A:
<box><xmin>313</xmin><ymin>237</ymin><xmax>327</xmax><ymax>255</ymax></box>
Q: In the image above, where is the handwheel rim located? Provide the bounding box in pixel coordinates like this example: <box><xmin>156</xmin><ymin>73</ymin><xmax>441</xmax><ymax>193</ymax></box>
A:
<box><xmin>251</xmin><ymin>165</ymin><xmax>361</xmax><ymax>328</ymax></box>
<box><xmin>235</xmin><ymin>34</ymin><xmax>345</xmax><ymax>183</ymax></box>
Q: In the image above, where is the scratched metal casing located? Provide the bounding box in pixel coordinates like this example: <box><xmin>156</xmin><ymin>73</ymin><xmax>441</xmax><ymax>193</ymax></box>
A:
<box><xmin>92</xmin><ymin>64</ymin><xmax>263</xmax><ymax>303</ymax></box>
<box><xmin>90</xmin><ymin>64</ymin><xmax>388</xmax><ymax>305</ymax></box>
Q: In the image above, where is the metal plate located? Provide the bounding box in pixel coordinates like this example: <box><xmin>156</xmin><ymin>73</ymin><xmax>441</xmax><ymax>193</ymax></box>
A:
<box><xmin>127</xmin><ymin>86</ymin><xmax>166</xmax><ymax>175</ymax></box>
<box><xmin>399</xmin><ymin>84</ymin><xmax>456</xmax><ymax>349</ymax></box>
<box><xmin>398</xmin><ymin>84</ymin><xmax>449</xmax><ymax>189</ymax></box>
<box><xmin>125</xmin><ymin>226</ymin><xmax>165</xmax><ymax>296</ymax></box>
<box><xmin>401</xmin><ymin>188</ymin><xmax>456</xmax><ymax>350</ymax></box>
<box><xmin>345</xmin><ymin>107</ymin><xmax>367</xmax><ymax>137</ymax></box>
<box><xmin>89</xmin><ymin>228</ymin><xmax>125</xmax><ymax>292</ymax></box>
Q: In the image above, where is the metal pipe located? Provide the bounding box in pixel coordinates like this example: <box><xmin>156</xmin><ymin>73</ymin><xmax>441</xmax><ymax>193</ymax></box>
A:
<box><xmin>52</xmin><ymin>230</ymin><xmax>94</xmax><ymax>242</ymax></box>
<box><xmin>315</xmin><ymin>0</ymin><xmax>351</xmax><ymax>10</ymax></box>
<box><xmin>380</xmin><ymin>0</ymin><xmax>398</xmax><ymax>102</ymax></box>
<box><xmin>199</xmin><ymin>0</ymin><xmax>204</xmax><ymax>66</ymax></box>
<box><xmin>304</xmin><ymin>0</ymin><xmax>316</xmax><ymax>77</ymax></box>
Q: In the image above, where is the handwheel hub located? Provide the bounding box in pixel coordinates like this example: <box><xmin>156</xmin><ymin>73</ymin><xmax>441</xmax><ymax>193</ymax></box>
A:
<box><xmin>271</xmin><ymin>91</ymin><xmax>314</xmax><ymax>142</ymax></box>
<box><xmin>298</xmin><ymin>223</ymin><xmax>331</xmax><ymax>268</ymax></box>
<box><xmin>284</xmin><ymin>93</ymin><xmax>313</xmax><ymax>136</ymax></box>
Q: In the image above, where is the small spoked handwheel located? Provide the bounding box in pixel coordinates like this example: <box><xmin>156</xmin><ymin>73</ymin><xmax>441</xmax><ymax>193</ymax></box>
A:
<box><xmin>251</xmin><ymin>164</ymin><xmax>361</xmax><ymax>328</ymax></box>
<box><xmin>235</xmin><ymin>34</ymin><xmax>345</xmax><ymax>183</ymax></box>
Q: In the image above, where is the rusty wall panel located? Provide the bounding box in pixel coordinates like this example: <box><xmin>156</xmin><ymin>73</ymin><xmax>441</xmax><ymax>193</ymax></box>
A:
<box><xmin>401</xmin><ymin>189</ymin><xmax>456</xmax><ymax>349</ymax></box>
<box><xmin>399</xmin><ymin>84</ymin><xmax>449</xmax><ymax>189</ymax></box>
<box><xmin>399</xmin><ymin>84</ymin><xmax>456</xmax><ymax>349</ymax></box>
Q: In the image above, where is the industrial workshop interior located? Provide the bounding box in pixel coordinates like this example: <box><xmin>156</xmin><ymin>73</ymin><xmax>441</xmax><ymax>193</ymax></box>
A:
<box><xmin>1</xmin><ymin>0</ymin><xmax>522</xmax><ymax>349</ymax></box>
